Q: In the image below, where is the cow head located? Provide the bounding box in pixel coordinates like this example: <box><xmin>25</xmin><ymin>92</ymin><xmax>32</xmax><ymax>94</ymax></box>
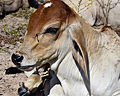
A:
<box><xmin>11</xmin><ymin>0</ymin><xmax>89</xmax><ymax>85</ymax></box>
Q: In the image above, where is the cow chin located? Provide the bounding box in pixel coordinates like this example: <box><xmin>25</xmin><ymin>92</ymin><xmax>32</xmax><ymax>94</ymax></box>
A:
<box><xmin>17</xmin><ymin>57</ymin><xmax>38</xmax><ymax>71</ymax></box>
<box><xmin>19</xmin><ymin>57</ymin><xmax>50</xmax><ymax>71</ymax></box>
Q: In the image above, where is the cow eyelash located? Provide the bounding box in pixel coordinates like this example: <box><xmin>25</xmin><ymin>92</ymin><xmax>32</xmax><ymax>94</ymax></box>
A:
<box><xmin>35</xmin><ymin>34</ymin><xmax>39</xmax><ymax>42</ymax></box>
<box><xmin>45</xmin><ymin>27</ymin><xmax>59</xmax><ymax>34</ymax></box>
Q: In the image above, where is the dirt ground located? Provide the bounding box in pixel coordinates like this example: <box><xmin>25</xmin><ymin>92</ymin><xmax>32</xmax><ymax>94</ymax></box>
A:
<box><xmin>0</xmin><ymin>51</ymin><xmax>27</xmax><ymax>96</ymax></box>
<box><xmin>0</xmin><ymin>8</ymin><xmax>35</xmax><ymax>96</ymax></box>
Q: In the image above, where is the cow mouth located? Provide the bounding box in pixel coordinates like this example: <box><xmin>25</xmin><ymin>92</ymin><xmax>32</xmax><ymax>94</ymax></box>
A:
<box><xmin>18</xmin><ymin>65</ymin><xmax>35</xmax><ymax>71</ymax></box>
<box><xmin>17</xmin><ymin>59</ymin><xmax>51</xmax><ymax>71</ymax></box>
<box><xmin>18</xmin><ymin>63</ymin><xmax>49</xmax><ymax>71</ymax></box>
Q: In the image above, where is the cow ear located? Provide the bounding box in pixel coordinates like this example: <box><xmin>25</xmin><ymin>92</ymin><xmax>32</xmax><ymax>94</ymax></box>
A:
<box><xmin>67</xmin><ymin>14</ymin><xmax>91</xmax><ymax>95</ymax></box>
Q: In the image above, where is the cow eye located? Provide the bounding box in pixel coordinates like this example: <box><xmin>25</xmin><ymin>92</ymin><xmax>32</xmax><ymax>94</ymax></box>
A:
<box><xmin>45</xmin><ymin>27</ymin><xmax>59</xmax><ymax>34</ymax></box>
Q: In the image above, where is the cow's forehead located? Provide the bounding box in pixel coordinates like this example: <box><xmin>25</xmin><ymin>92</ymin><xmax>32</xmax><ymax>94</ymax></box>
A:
<box><xmin>27</xmin><ymin>0</ymin><xmax>71</xmax><ymax>36</ymax></box>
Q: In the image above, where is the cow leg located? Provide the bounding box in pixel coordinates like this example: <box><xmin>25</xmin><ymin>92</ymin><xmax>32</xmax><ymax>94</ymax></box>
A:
<box><xmin>18</xmin><ymin>71</ymin><xmax>49</xmax><ymax>96</ymax></box>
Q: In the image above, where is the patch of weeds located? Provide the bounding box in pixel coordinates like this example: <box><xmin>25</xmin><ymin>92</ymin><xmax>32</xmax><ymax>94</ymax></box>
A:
<box><xmin>9</xmin><ymin>40</ymin><xmax>17</xmax><ymax>45</ymax></box>
<box><xmin>11</xmin><ymin>8</ymin><xmax>35</xmax><ymax>19</ymax></box>
<box><xmin>3</xmin><ymin>37</ymin><xmax>23</xmax><ymax>45</ymax></box>
<box><xmin>2</xmin><ymin>23</ymin><xmax>27</xmax><ymax>38</ymax></box>
<box><xmin>0</xmin><ymin>47</ymin><xmax>10</xmax><ymax>54</ymax></box>
<box><xmin>7</xmin><ymin>30</ymin><xmax>20</xmax><ymax>37</ymax></box>
<box><xmin>18</xmin><ymin>39</ymin><xmax>23</xmax><ymax>43</ymax></box>
<box><xmin>2</xmin><ymin>25</ymin><xmax>7</xmax><ymax>33</ymax></box>
<box><xmin>17</xmin><ymin>24</ymin><xmax>27</xmax><ymax>35</ymax></box>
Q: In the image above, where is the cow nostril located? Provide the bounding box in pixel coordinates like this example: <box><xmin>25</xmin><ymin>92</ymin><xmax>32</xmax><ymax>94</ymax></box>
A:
<box><xmin>11</xmin><ymin>53</ymin><xmax>24</xmax><ymax>66</ymax></box>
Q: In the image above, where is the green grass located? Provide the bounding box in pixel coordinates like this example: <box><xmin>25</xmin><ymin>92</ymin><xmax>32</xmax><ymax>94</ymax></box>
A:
<box><xmin>0</xmin><ymin>47</ymin><xmax>10</xmax><ymax>54</ymax></box>
<box><xmin>2</xmin><ymin>23</ymin><xmax>27</xmax><ymax>37</ymax></box>
<box><xmin>11</xmin><ymin>8</ymin><xmax>35</xmax><ymax>19</ymax></box>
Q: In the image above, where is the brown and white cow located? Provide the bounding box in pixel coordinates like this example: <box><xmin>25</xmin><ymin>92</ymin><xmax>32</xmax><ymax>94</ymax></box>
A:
<box><xmin>12</xmin><ymin>0</ymin><xmax>120</xmax><ymax>95</ymax></box>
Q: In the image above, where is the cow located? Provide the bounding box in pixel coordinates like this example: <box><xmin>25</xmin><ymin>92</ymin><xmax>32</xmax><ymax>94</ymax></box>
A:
<box><xmin>11</xmin><ymin>0</ymin><xmax>120</xmax><ymax>95</ymax></box>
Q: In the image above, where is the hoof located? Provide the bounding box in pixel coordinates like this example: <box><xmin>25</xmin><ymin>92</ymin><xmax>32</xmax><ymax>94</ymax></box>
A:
<box><xmin>18</xmin><ymin>85</ymin><xmax>30</xmax><ymax>96</ymax></box>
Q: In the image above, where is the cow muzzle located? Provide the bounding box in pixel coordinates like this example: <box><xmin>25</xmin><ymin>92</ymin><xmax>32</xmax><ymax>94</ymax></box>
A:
<box><xmin>12</xmin><ymin>53</ymin><xmax>24</xmax><ymax>67</ymax></box>
<box><xmin>11</xmin><ymin>53</ymin><xmax>35</xmax><ymax>71</ymax></box>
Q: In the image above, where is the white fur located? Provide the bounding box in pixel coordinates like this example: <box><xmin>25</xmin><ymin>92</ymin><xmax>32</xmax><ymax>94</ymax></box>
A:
<box><xmin>56</xmin><ymin>48</ymin><xmax>120</xmax><ymax>96</ymax></box>
<box><xmin>44</xmin><ymin>2</ymin><xmax>52</xmax><ymax>8</ymax></box>
<box><xmin>50</xmin><ymin>27</ymin><xmax>120</xmax><ymax>96</ymax></box>
<box><xmin>21</xmin><ymin>56</ymin><xmax>37</xmax><ymax>67</ymax></box>
<box><xmin>57</xmin><ymin>52</ymin><xmax>89</xmax><ymax>96</ymax></box>
<box><xmin>48</xmin><ymin>85</ymin><xmax>65</xmax><ymax>96</ymax></box>
<box><xmin>24</xmin><ymin>68</ymin><xmax>36</xmax><ymax>77</ymax></box>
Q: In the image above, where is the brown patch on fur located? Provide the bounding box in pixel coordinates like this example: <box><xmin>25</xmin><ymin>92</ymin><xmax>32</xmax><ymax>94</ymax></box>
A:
<box><xmin>101</xmin><ymin>26</ymin><xmax>112</xmax><ymax>32</ymax></box>
<box><xmin>101</xmin><ymin>26</ymin><xmax>120</xmax><ymax>37</ymax></box>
